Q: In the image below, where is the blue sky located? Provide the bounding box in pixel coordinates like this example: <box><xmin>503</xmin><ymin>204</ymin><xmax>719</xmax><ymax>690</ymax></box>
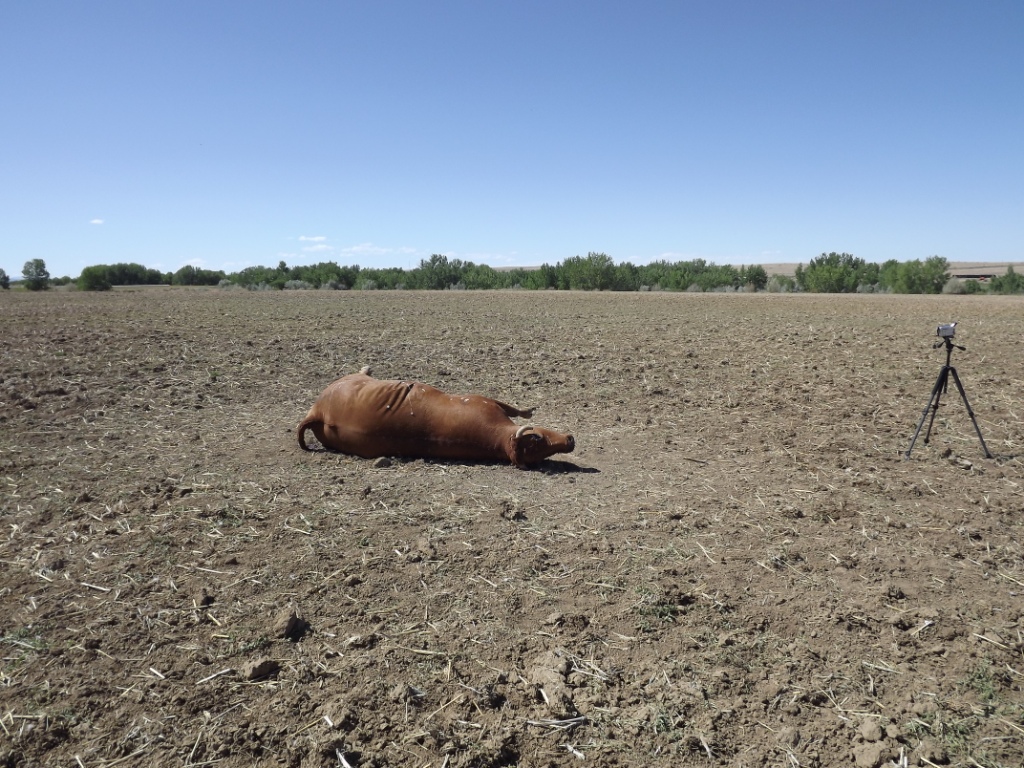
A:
<box><xmin>2</xmin><ymin>1</ymin><xmax>1022</xmax><ymax>279</ymax></box>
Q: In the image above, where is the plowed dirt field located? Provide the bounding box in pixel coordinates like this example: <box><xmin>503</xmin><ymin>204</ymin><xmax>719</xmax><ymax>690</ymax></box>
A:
<box><xmin>2</xmin><ymin>288</ymin><xmax>1022</xmax><ymax>768</ymax></box>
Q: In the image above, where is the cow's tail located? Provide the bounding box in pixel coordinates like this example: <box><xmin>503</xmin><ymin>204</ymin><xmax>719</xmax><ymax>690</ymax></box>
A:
<box><xmin>296</xmin><ymin>415</ymin><xmax>321</xmax><ymax>451</ymax></box>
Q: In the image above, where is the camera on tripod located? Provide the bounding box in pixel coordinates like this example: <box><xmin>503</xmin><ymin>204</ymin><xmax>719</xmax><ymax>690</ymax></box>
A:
<box><xmin>906</xmin><ymin>321</ymin><xmax>992</xmax><ymax>459</ymax></box>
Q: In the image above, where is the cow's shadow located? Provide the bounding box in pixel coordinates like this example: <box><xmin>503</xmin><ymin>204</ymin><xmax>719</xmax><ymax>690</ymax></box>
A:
<box><xmin>532</xmin><ymin>459</ymin><xmax>598</xmax><ymax>474</ymax></box>
<box><xmin>415</xmin><ymin>457</ymin><xmax>598</xmax><ymax>473</ymax></box>
<box><xmin>301</xmin><ymin>446</ymin><xmax>598</xmax><ymax>473</ymax></box>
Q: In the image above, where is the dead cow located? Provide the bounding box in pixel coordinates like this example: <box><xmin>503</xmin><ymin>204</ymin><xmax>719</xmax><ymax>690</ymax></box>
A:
<box><xmin>297</xmin><ymin>367</ymin><xmax>575</xmax><ymax>468</ymax></box>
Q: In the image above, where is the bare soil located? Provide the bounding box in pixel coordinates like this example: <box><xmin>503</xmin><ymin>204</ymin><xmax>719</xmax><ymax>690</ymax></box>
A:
<box><xmin>1</xmin><ymin>289</ymin><xmax>1022</xmax><ymax>768</ymax></box>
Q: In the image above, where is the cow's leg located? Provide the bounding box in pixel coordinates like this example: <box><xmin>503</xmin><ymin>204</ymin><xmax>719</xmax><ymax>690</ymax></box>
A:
<box><xmin>492</xmin><ymin>399</ymin><xmax>534</xmax><ymax>419</ymax></box>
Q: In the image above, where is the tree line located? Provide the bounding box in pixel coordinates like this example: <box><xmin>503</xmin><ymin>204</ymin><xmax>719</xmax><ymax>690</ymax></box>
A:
<box><xmin>4</xmin><ymin>254</ymin><xmax>774</xmax><ymax>293</ymax></box>
<box><xmin>205</xmin><ymin>253</ymin><xmax>776</xmax><ymax>293</ymax></box>
<box><xmin>794</xmin><ymin>252</ymin><xmax>1024</xmax><ymax>295</ymax></box>
<box><xmin>3</xmin><ymin>253</ymin><xmax>1023</xmax><ymax>294</ymax></box>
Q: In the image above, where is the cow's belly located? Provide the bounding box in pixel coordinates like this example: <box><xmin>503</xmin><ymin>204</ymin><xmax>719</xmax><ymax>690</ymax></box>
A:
<box><xmin>321</xmin><ymin>410</ymin><xmax>504</xmax><ymax>462</ymax></box>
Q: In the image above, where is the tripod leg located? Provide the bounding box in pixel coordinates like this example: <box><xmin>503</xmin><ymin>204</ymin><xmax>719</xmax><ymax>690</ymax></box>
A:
<box><xmin>947</xmin><ymin>367</ymin><xmax>993</xmax><ymax>459</ymax></box>
<box><xmin>905</xmin><ymin>368</ymin><xmax>948</xmax><ymax>458</ymax></box>
<box><xmin>922</xmin><ymin>368</ymin><xmax>948</xmax><ymax>445</ymax></box>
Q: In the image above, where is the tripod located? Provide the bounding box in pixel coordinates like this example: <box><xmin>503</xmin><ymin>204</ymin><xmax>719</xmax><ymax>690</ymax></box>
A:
<box><xmin>905</xmin><ymin>336</ymin><xmax>992</xmax><ymax>459</ymax></box>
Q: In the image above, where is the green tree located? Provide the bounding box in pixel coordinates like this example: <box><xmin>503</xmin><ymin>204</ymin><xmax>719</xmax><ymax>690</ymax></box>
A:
<box><xmin>896</xmin><ymin>261</ymin><xmax>927</xmax><ymax>293</ymax></box>
<box><xmin>739</xmin><ymin>265</ymin><xmax>769</xmax><ymax>290</ymax></box>
<box><xmin>22</xmin><ymin>259</ymin><xmax>50</xmax><ymax>291</ymax></box>
<box><xmin>889</xmin><ymin>259</ymin><xmax>926</xmax><ymax>293</ymax></box>
<box><xmin>411</xmin><ymin>254</ymin><xmax>462</xmax><ymax>290</ymax></box>
<box><xmin>462</xmin><ymin>263</ymin><xmax>499</xmax><ymax>289</ymax></box>
<box><xmin>102</xmin><ymin>262</ymin><xmax>165</xmax><ymax>285</ymax></box>
<box><xmin>611</xmin><ymin>262</ymin><xmax>640</xmax><ymax>291</ymax></box>
<box><xmin>877</xmin><ymin>259</ymin><xmax>900</xmax><ymax>292</ymax></box>
<box><xmin>919</xmin><ymin>256</ymin><xmax>949</xmax><ymax>293</ymax></box>
<box><xmin>0</xmin><ymin>268</ymin><xmax>9</xmax><ymax>289</ymax></box>
<box><xmin>877</xmin><ymin>257</ymin><xmax>948</xmax><ymax>294</ymax></box>
<box><xmin>856</xmin><ymin>262</ymin><xmax>880</xmax><ymax>290</ymax></box>
<box><xmin>636</xmin><ymin>260</ymin><xmax>671</xmax><ymax>290</ymax></box>
<box><xmin>523</xmin><ymin>264</ymin><xmax>558</xmax><ymax>290</ymax></box>
<box><xmin>766</xmin><ymin>274</ymin><xmax>797</xmax><ymax>292</ymax></box>
<box><xmin>990</xmin><ymin>265</ymin><xmax>1024</xmax><ymax>294</ymax></box>
<box><xmin>78</xmin><ymin>265</ymin><xmax>113</xmax><ymax>291</ymax></box>
<box><xmin>559</xmin><ymin>252</ymin><xmax>615</xmax><ymax>290</ymax></box>
<box><xmin>796</xmin><ymin>252</ymin><xmax>865</xmax><ymax>293</ymax></box>
<box><xmin>172</xmin><ymin>264</ymin><xmax>225</xmax><ymax>286</ymax></box>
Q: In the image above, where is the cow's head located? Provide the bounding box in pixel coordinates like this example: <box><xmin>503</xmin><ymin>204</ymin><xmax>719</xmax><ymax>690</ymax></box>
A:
<box><xmin>510</xmin><ymin>425</ymin><xmax>575</xmax><ymax>467</ymax></box>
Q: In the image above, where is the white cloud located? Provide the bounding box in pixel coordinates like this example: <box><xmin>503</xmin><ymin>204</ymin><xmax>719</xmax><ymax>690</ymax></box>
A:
<box><xmin>299</xmin><ymin>235</ymin><xmax>327</xmax><ymax>242</ymax></box>
<box><xmin>339</xmin><ymin>242</ymin><xmax>387</xmax><ymax>255</ymax></box>
<box><xmin>458</xmin><ymin>251</ymin><xmax>525</xmax><ymax>266</ymax></box>
<box><xmin>90</xmin><ymin>218</ymin><xmax>104</xmax><ymax>225</ymax></box>
<box><xmin>339</xmin><ymin>242</ymin><xmax>418</xmax><ymax>257</ymax></box>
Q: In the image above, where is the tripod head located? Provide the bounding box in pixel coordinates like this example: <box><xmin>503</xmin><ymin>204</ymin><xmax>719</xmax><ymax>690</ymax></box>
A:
<box><xmin>934</xmin><ymin>334</ymin><xmax>965</xmax><ymax>366</ymax></box>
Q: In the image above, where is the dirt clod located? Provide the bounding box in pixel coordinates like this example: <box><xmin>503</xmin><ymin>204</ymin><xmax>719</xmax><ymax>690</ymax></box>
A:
<box><xmin>242</xmin><ymin>658</ymin><xmax>281</xmax><ymax>681</ymax></box>
<box><xmin>274</xmin><ymin>607</ymin><xmax>308</xmax><ymax>640</ymax></box>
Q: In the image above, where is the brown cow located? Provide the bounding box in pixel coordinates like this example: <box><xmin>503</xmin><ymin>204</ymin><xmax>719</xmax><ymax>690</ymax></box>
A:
<box><xmin>297</xmin><ymin>367</ymin><xmax>575</xmax><ymax>468</ymax></box>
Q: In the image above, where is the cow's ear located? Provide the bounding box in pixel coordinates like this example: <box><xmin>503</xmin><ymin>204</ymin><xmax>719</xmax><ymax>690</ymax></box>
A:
<box><xmin>510</xmin><ymin>429</ymin><xmax>527</xmax><ymax>466</ymax></box>
<box><xmin>511</xmin><ymin>429</ymin><xmax>543</xmax><ymax>466</ymax></box>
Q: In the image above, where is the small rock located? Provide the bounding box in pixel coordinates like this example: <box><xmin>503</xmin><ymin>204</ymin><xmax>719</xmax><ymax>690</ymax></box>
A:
<box><xmin>885</xmin><ymin>584</ymin><xmax>907</xmax><ymax>600</ymax></box>
<box><xmin>242</xmin><ymin>658</ymin><xmax>280</xmax><ymax>681</ymax></box>
<box><xmin>777</xmin><ymin>726</ymin><xmax>800</xmax><ymax>747</ymax></box>
<box><xmin>499</xmin><ymin>499</ymin><xmax>526</xmax><ymax>521</ymax></box>
<box><xmin>527</xmin><ymin>650</ymin><xmax>575</xmax><ymax>716</ymax></box>
<box><xmin>372</xmin><ymin>457</ymin><xmax>392</xmax><ymax>468</ymax></box>
<box><xmin>852</xmin><ymin>742</ymin><xmax>889</xmax><ymax>768</ymax></box>
<box><xmin>912</xmin><ymin>737</ymin><xmax>948</xmax><ymax>765</ymax></box>
<box><xmin>390</xmin><ymin>683</ymin><xmax>423</xmax><ymax>702</ymax></box>
<box><xmin>859</xmin><ymin>719</ymin><xmax>883</xmax><ymax>742</ymax></box>
<box><xmin>274</xmin><ymin>606</ymin><xmax>309</xmax><ymax>641</ymax></box>
<box><xmin>413</xmin><ymin>537</ymin><xmax>436</xmax><ymax>560</ymax></box>
<box><xmin>343</xmin><ymin>633</ymin><xmax>377</xmax><ymax>649</ymax></box>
